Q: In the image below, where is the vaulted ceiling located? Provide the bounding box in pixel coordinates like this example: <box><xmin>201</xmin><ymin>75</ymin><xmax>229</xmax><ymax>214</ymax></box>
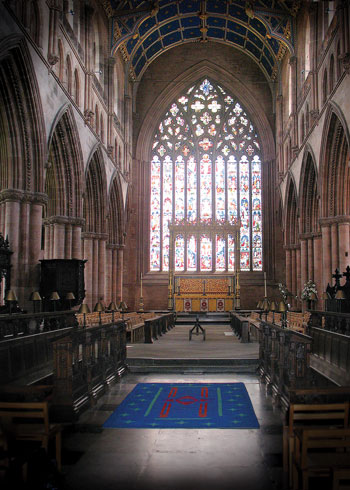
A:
<box><xmin>103</xmin><ymin>1</ymin><xmax>300</xmax><ymax>82</ymax></box>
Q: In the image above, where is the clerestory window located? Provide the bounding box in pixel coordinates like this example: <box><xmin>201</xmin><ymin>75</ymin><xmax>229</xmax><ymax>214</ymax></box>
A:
<box><xmin>149</xmin><ymin>78</ymin><xmax>263</xmax><ymax>272</ymax></box>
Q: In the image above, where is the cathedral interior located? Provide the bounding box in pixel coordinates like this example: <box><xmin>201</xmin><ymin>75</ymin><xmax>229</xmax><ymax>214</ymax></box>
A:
<box><xmin>0</xmin><ymin>1</ymin><xmax>350</xmax><ymax>489</ymax></box>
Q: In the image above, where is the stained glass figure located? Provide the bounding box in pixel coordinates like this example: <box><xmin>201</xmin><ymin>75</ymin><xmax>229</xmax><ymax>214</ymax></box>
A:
<box><xmin>175</xmin><ymin>235</ymin><xmax>185</xmax><ymax>271</ymax></box>
<box><xmin>150</xmin><ymin>78</ymin><xmax>263</xmax><ymax>272</ymax></box>
<box><xmin>200</xmin><ymin>235</ymin><xmax>212</xmax><ymax>271</ymax></box>
<box><xmin>228</xmin><ymin>234</ymin><xmax>235</xmax><ymax>271</ymax></box>
<box><xmin>200</xmin><ymin>154</ymin><xmax>212</xmax><ymax>222</ymax></box>
<box><xmin>215</xmin><ymin>156</ymin><xmax>225</xmax><ymax>222</ymax></box>
<box><xmin>187</xmin><ymin>235</ymin><xmax>197</xmax><ymax>271</ymax></box>
<box><xmin>216</xmin><ymin>235</ymin><xmax>226</xmax><ymax>271</ymax></box>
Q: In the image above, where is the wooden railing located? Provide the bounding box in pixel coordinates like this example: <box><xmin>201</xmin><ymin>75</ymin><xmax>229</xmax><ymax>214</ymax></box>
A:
<box><xmin>0</xmin><ymin>311</ymin><xmax>77</xmax><ymax>385</ymax></box>
<box><xmin>0</xmin><ymin>310</ymin><xmax>77</xmax><ymax>340</ymax></box>
<box><xmin>51</xmin><ymin>320</ymin><xmax>127</xmax><ymax>422</ymax></box>
<box><xmin>144</xmin><ymin>313</ymin><xmax>175</xmax><ymax>343</ymax></box>
<box><xmin>310</xmin><ymin>326</ymin><xmax>350</xmax><ymax>385</ymax></box>
<box><xmin>259</xmin><ymin>321</ymin><xmax>313</xmax><ymax>399</ymax></box>
<box><xmin>230</xmin><ymin>312</ymin><xmax>250</xmax><ymax>342</ymax></box>
<box><xmin>307</xmin><ymin>310</ymin><xmax>350</xmax><ymax>336</ymax></box>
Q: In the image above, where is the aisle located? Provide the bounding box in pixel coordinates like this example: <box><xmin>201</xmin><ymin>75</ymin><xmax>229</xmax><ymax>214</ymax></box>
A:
<box><xmin>61</xmin><ymin>372</ymin><xmax>285</xmax><ymax>490</ymax></box>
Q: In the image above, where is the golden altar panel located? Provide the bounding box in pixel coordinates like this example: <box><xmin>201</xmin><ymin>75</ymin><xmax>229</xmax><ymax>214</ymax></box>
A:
<box><xmin>191</xmin><ymin>298</ymin><xmax>200</xmax><ymax>311</ymax></box>
<box><xmin>178</xmin><ymin>277</ymin><xmax>229</xmax><ymax>294</ymax></box>
<box><xmin>208</xmin><ymin>298</ymin><xmax>217</xmax><ymax>311</ymax></box>
<box><xmin>174</xmin><ymin>297</ymin><xmax>234</xmax><ymax>312</ymax></box>
<box><xmin>173</xmin><ymin>275</ymin><xmax>234</xmax><ymax>312</ymax></box>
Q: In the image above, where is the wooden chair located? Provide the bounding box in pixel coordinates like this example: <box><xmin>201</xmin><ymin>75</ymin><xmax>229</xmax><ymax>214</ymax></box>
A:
<box><xmin>283</xmin><ymin>401</ymin><xmax>350</xmax><ymax>486</ymax></box>
<box><xmin>332</xmin><ymin>468</ymin><xmax>350</xmax><ymax>490</ymax></box>
<box><xmin>0</xmin><ymin>401</ymin><xmax>62</xmax><ymax>471</ymax></box>
<box><xmin>292</xmin><ymin>427</ymin><xmax>350</xmax><ymax>490</ymax></box>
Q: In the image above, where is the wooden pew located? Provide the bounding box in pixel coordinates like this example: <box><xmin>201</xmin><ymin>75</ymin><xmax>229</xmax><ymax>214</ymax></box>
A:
<box><xmin>0</xmin><ymin>401</ymin><xmax>62</xmax><ymax>471</ymax></box>
<box><xmin>283</xmin><ymin>400</ymin><xmax>350</xmax><ymax>486</ymax></box>
<box><xmin>286</xmin><ymin>311</ymin><xmax>311</xmax><ymax>334</ymax></box>
<box><xmin>125</xmin><ymin>315</ymin><xmax>145</xmax><ymax>343</ymax></box>
<box><xmin>247</xmin><ymin>311</ymin><xmax>261</xmax><ymax>340</ymax></box>
<box><xmin>292</xmin><ymin>427</ymin><xmax>350</xmax><ymax>490</ymax></box>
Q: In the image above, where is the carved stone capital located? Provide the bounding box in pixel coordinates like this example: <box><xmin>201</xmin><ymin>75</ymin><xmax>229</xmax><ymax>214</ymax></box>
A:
<box><xmin>84</xmin><ymin>109</ymin><xmax>94</xmax><ymax>124</ymax></box>
<box><xmin>107</xmin><ymin>145</ymin><xmax>114</xmax><ymax>158</ymax></box>
<box><xmin>43</xmin><ymin>216</ymin><xmax>85</xmax><ymax>227</ymax></box>
<box><xmin>81</xmin><ymin>232</ymin><xmax>109</xmax><ymax>241</ymax></box>
<box><xmin>106</xmin><ymin>243</ymin><xmax>119</xmax><ymax>250</ymax></box>
<box><xmin>0</xmin><ymin>189</ymin><xmax>48</xmax><ymax>205</ymax></box>
<box><xmin>339</xmin><ymin>52</ymin><xmax>350</xmax><ymax>74</ymax></box>
<box><xmin>48</xmin><ymin>54</ymin><xmax>59</xmax><ymax>66</ymax></box>
<box><xmin>319</xmin><ymin>215</ymin><xmax>350</xmax><ymax>226</ymax></box>
<box><xmin>310</xmin><ymin>109</ymin><xmax>319</xmax><ymax>121</ymax></box>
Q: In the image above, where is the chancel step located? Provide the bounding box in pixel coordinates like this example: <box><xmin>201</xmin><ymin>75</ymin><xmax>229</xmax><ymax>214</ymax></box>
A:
<box><xmin>127</xmin><ymin>357</ymin><xmax>259</xmax><ymax>373</ymax></box>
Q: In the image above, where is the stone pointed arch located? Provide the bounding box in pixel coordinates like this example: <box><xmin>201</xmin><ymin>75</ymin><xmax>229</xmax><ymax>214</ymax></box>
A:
<box><xmin>0</xmin><ymin>35</ymin><xmax>45</xmax><ymax>193</ymax></box>
<box><xmin>299</xmin><ymin>145</ymin><xmax>319</xmax><ymax>234</ymax></box>
<box><xmin>135</xmin><ymin>60</ymin><xmax>274</xmax><ymax>164</ymax></box>
<box><xmin>284</xmin><ymin>172</ymin><xmax>299</xmax><ymax>246</ymax></box>
<box><xmin>46</xmin><ymin>104</ymin><xmax>84</xmax><ymax>218</ymax></box>
<box><xmin>108</xmin><ymin>172</ymin><xmax>125</xmax><ymax>245</ymax></box>
<box><xmin>320</xmin><ymin>102</ymin><xmax>350</xmax><ymax>217</ymax></box>
<box><xmin>84</xmin><ymin>146</ymin><xmax>107</xmax><ymax>234</ymax></box>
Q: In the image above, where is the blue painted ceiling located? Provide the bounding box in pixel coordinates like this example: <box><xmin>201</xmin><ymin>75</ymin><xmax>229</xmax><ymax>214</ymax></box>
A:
<box><xmin>106</xmin><ymin>1</ymin><xmax>299</xmax><ymax>81</ymax></box>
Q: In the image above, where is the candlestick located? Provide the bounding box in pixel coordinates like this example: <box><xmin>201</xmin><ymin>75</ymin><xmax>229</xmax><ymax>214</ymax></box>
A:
<box><xmin>264</xmin><ymin>272</ymin><xmax>267</xmax><ymax>297</ymax></box>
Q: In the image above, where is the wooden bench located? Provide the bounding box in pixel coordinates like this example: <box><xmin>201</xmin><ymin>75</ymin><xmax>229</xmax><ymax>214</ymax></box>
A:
<box><xmin>247</xmin><ymin>311</ymin><xmax>261</xmax><ymax>340</ymax></box>
<box><xmin>332</xmin><ymin>467</ymin><xmax>350</xmax><ymax>490</ymax></box>
<box><xmin>283</xmin><ymin>401</ymin><xmax>350</xmax><ymax>486</ymax></box>
<box><xmin>286</xmin><ymin>311</ymin><xmax>311</xmax><ymax>334</ymax></box>
<box><xmin>125</xmin><ymin>315</ymin><xmax>145</xmax><ymax>343</ymax></box>
<box><xmin>292</xmin><ymin>427</ymin><xmax>350</xmax><ymax>490</ymax></box>
<box><xmin>0</xmin><ymin>401</ymin><xmax>62</xmax><ymax>471</ymax></box>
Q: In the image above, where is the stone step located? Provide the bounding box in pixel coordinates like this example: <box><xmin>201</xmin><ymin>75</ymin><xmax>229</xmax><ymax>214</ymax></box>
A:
<box><xmin>127</xmin><ymin>357</ymin><xmax>259</xmax><ymax>373</ymax></box>
<box><xmin>175</xmin><ymin>313</ymin><xmax>231</xmax><ymax>325</ymax></box>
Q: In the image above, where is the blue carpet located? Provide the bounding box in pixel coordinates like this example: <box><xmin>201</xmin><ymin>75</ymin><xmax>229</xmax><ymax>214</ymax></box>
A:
<box><xmin>103</xmin><ymin>383</ymin><xmax>260</xmax><ymax>429</ymax></box>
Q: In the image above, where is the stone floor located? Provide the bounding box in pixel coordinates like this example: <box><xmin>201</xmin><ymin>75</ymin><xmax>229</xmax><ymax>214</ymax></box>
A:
<box><xmin>60</xmin><ymin>372</ymin><xmax>286</xmax><ymax>490</ymax></box>
<box><xmin>128</xmin><ymin>324</ymin><xmax>259</xmax><ymax>359</ymax></box>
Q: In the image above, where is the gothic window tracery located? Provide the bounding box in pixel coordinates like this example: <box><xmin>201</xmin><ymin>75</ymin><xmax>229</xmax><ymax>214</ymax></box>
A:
<box><xmin>150</xmin><ymin>78</ymin><xmax>263</xmax><ymax>273</ymax></box>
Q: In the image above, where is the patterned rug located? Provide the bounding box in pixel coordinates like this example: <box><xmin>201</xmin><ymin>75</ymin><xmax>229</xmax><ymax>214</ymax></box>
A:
<box><xmin>103</xmin><ymin>383</ymin><xmax>260</xmax><ymax>429</ymax></box>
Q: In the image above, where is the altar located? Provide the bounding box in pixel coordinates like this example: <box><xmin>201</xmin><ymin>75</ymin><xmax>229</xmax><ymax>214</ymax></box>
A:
<box><xmin>174</xmin><ymin>276</ymin><xmax>234</xmax><ymax>312</ymax></box>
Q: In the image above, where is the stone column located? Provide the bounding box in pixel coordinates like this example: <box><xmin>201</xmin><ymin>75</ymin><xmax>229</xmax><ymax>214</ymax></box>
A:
<box><xmin>307</xmin><ymin>237</ymin><xmax>314</xmax><ymax>281</ymax></box>
<box><xmin>117</xmin><ymin>245</ymin><xmax>124</xmax><ymax>302</ymax></box>
<box><xmin>65</xmin><ymin>224</ymin><xmax>72</xmax><ymax>259</ymax></box>
<box><xmin>331</xmin><ymin>222</ymin><xmax>338</xmax><ymax>272</ymax></box>
<box><xmin>289</xmin><ymin>56</ymin><xmax>298</xmax><ymax>148</ymax></box>
<box><xmin>112</xmin><ymin>248</ymin><xmax>118</xmax><ymax>301</ymax></box>
<box><xmin>93</xmin><ymin>238</ymin><xmax>99</xmax><ymax>307</ymax></box>
<box><xmin>286</xmin><ymin>248</ymin><xmax>292</xmax><ymax>293</ymax></box>
<box><xmin>105</xmin><ymin>245</ymin><xmax>113</xmax><ymax>304</ymax></box>
<box><xmin>313</xmin><ymin>235</ymin><xmax>322</xmax><ymax>309</ymax></box>
<box><xmin>98</xmin><ymin>235</ymin><xmax>107</xmax><ymax>303</ymax></box>
<box><xmin>72</xmin><ymin>220</ymin><xmax>84</xmax><ymax>259</ymax></box>
<box><xmin>338</xmin><ymin>220</ymin><xmax>350</xmax><ymax>273</ymax></box>
<box><xmin>321</xmin><ymin>222</ymin><xmax>332</xmax><ymax>293</ymax></box>
<box><xmin>291</xmin><ymin>248</ymin><xmax>296</xmax><ymax>299</ymax></box>
<box><xmin>300</xmin><ymin>238</ymin><xmax>308</xmax><ymax>290</ymax></box>
<box><xmin>82</xmin><ymin>233</ymin><xmax>94</xmax><ymax>309</ymax></box>
<box><xmin>4</xmin><ymin>199</ymin><xmax>21</xmax><ymax>294</ymax></box>
<box><xmin>53</xmin><ymin>222</ymin><xmax>65</xmax><ymax>259</ymax></box>
<box><xmin>28</xmin><ymin>197</ymin><xmax>47</xmax><ymax>292</ymax></box>
<box><xmin>296</xmin><ymin>246</ymin><xmax>301</xmax><ymax>304</ymax></box>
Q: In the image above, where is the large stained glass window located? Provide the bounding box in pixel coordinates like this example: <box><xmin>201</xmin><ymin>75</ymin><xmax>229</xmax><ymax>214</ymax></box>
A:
<box><xmin>150</xmin><ymin>78</ymin><xmax>263</xmax><ymax>272</ymax></box>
